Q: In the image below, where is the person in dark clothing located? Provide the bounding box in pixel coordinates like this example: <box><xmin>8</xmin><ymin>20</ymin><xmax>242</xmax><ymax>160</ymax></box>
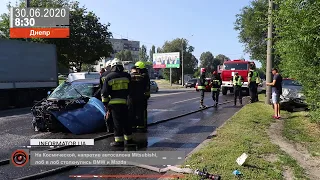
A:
<box><xmin>134</xmin><ymin>61</ymin><xmax>150</xmax><ymax>132</ymax></box>
<box><xmin>101</xmin><ymin>58</ymin><xmax>134</xmax><ymax>147</ymax></box>
<box><xmin>267</xmin><ymin>68</ymin><xmax>283</xmax><ymax>119</ymax></box>
<box><xmin>96</xmin><ymin>61</ymin><xmax>114</xmax><ymax>133</ymax></box>
<box><xmin>233</xmin><ymin>72</ymin><xmax>243</xmax><ymax>106</ymax></box>
<box><xmin>210</xmin><ymin>71</ymin><xmax>222</xmax><ymax>107</ymax></box>
<box><xmin>198</xmin><ymin>68</ymin><xmax>207</xmax><ymax>108</ymax></box>
<box><xmin>128</xmin><ymin>66</ymin><xmax>146</xmax><ymax>132</ymax></box>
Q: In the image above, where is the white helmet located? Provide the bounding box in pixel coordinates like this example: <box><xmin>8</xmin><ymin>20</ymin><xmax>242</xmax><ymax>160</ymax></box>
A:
<box><xmin>106</xmin><ymin>60</ymin><xmax>112</xmax><ymax>67</ymax></box>
<box><xmin>111</xmin><ymin>58</ymin><xmax>123</xmax><ymax>68</ymax></box>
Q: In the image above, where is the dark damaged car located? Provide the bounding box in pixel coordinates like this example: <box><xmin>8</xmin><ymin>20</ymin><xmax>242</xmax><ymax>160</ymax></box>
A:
<box><xmin>31</xmin><ymin>79</ymin><xmax>107</xmax><ymax>134</ymax></box>
<box><xmin>271</xmin><ymin>78</ymin><xmax>308</xmax><ymax>112</ymax></box>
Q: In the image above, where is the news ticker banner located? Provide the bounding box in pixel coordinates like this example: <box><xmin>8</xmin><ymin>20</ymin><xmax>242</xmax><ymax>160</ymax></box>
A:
<box><xmin>11</xmin><ymin>149</ymin><xmax>185</xmax><ymax>167</ymax></box>
<box><xmin>9</xmin><ymin>7</ymin><xmax>69</xmax><ymax>38</ymax></box>
<box><xmin>29</xmin><ymin>139</ymin><xmax>94</xmax><ymax>146</ymax></box>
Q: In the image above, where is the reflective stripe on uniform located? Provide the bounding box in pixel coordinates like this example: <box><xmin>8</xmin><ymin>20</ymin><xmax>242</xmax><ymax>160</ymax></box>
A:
<box><xmin>109</xmin><ymin>98</ymin><xmax>127</xmax><ymax>104</ymax></box>
<box><xmin>101</xmin><ymin>96</ymin><xmax>109</xmax><ymax>103</ymax></box>
<box><xmin>198</xmin><ymin>86</ymin><xmax>205</xmax><ymax>89</ymax></box>
<box><xmin>101</xmin><ymin>77</ymin><xmax>106</xmax><ymax>83</ymax></box>
<box><xmin>211</xmin><ymin>88</ymin><xmax>218</xmax><ymax>91</ymax></box>
<box><xmin>124</xmin><ymin>135</ymin><xmax>132</xmax><ymax>140</ymax></box>
<box><xmin>233</xmin><ymin>76</ymin><xmax>242</xmax><ymax>86</ymax></box>
<box><xmin>212</xmin><ymin>80</ymin><xmax>221</xmax><ymax>85</ymax></box>
<box><xmin>115</xmin><ymin>136</ymin><xmax>124</xmax><ymax>142</ymax></box>
<box><xmin>108</xmin><ymin>77</ymin><xmax>129</xmax><ymax>90</ymax></box>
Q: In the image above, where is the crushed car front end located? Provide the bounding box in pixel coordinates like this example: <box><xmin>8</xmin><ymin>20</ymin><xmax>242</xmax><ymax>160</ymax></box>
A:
<box><xmin>31</xmin><ymin>80</ymin><xmax>106</xmax><ymax>134</ymax></box>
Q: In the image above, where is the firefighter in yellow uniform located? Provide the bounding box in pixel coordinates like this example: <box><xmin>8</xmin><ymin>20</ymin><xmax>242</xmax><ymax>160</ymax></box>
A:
<box><xmin>233</xmin><ymin>72</ymin><xmax>243</xmax><ymax>106</ymax></box>
<box><xmin>134</xmin><ymin>61</ymin><xmax>150</xmax><ymax>132</ymax></box>
<box><xmin>198</xmin><ymin>68</ymin><xmax>207</xmax><ymax>108</ymax></box>
<box><xmin>248</xmin><ymin>64</ymin><xmax>260</xmax><ymax>103</ymax></box>
<box><xmin>101</xmin><ymin>58</ymin><xmax>134</xmax><ymax>147</ymax></box>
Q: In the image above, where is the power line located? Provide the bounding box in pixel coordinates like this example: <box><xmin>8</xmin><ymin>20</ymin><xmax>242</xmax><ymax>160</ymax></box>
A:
<box><xmin>110</xmin><ymin>31</ymin><xmax>248</xmax><ymax>58</ymax></box>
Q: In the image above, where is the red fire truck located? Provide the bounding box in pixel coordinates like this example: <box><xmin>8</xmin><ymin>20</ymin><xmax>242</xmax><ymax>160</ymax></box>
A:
<box><xmin>220</xmin><ymin>59</ymin><xmax>255</xmax><ymax>95</ymax></box>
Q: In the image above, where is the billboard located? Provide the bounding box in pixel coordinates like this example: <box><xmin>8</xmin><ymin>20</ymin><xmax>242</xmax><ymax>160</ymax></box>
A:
<box><xmin>153</xmin><ymin>52</ymin><xmax>180</xmax><ymax>68</ymax></box>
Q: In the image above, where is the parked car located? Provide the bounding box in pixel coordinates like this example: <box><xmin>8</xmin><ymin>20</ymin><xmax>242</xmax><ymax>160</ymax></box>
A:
<box><xmin>270</xmin><ymin>78</ymin><xmax>307</xmax><ymax>112</ymax></box>
<box><xmin>185</xmin><ymin>78</ymin><xmax>198</xmax><ymax>88</ymax></box>
<box><xmin>150</xmin><ymin>80</ymin><xmax>159</xmax><ymax>93</ymax></box>
<box><xmin>195</xmin><ymin>78</ymin><xmax>211</xmax><ymax>92</ymax></box>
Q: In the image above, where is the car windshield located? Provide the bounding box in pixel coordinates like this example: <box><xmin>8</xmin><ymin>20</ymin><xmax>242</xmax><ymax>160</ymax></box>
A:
<box><xmin>48</xmin><ymin>82</ymin><xmax>96</xmax><ymax>99</ymax></box>
<box><xmin>151</xmin><ymin>81</ymin><xmax>156</xmax><ymax>85</ymax></box>
<box><xmin>283</xmin><ymin>79</ymin><xmax>301</xmax><ymax>86</ymax></box>
<box><xmin>223</xmin><ymin>63</ymin><xmax>248</xmax><ymax>70</ymax></box>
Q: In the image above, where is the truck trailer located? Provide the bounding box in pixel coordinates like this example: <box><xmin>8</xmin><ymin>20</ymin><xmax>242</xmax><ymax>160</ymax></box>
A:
<box><xmin>0</xmin><ymin>39</ymin><xmax>58</xmax><ymax>109</ymax></box>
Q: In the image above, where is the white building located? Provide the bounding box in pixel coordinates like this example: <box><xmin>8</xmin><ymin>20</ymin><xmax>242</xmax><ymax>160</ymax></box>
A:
<box><xmin>95</xmin><ymin>38</ymin><xmax>140</xmax><ymax>71</ymax></box>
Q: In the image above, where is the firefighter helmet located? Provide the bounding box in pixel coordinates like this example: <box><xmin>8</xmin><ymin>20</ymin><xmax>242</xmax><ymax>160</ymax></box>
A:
<box><xmin>135</xmin><ymin>61</ymin><xmax>146</xmax><ymax>69</ymax></box>
<box><xmin>111</xmin><ymin>58</ymin><xmax>123</xmax><ymax>68</ymax></box>
<box><xmin>106</xmin><ymin>60</ymin><xmax>112</xmax><ymax>67</ymax></box>
<box><xmin>201</xmin><ymin>68</ymin><xmax>206</xmax><ymax>73</ymax></box>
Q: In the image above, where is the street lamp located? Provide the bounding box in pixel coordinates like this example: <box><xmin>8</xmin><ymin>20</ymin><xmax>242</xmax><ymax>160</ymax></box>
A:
<box><xmin>181</xmin><ymin>35</ymin><xmax>193</xmax><ymax>85</ymax></box>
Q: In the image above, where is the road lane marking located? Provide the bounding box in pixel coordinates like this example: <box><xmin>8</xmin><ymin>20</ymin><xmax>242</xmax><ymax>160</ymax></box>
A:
<box><xmin>151</xmin><ymin>91</ymin><xmax>189</xmax><ymax>98</ymax></box>
<box><xmin>172</xmin><ymin>97</ymin><xmax>200</xmax><ymax>104</ymax></box>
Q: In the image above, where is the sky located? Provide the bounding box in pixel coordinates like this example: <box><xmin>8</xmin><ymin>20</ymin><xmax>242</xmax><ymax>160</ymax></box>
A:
<box><xmin>0</xmin><ymin>0</ymin><xmax>262</xmax><ymax>68</ymax></box>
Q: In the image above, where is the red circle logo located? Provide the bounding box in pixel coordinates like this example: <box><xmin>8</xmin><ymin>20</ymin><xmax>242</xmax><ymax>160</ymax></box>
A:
<box><xmin>11</xmin><ymin>150</ymin><xmax>29</xmax><ymax>167</ymax></box>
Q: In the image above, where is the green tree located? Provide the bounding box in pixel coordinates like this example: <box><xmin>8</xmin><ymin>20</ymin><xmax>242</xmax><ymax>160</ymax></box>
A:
<box><xmin>138</xmin><ymin>45</ymin><xmax>149</xmax><ymax>61</ymax></box>
<box><xmin>199</xmin><ymin>51</ymin><xmax>221</xmax><ymax>76</ymax></box>
<box><xmin>215</xmin><ymin>54</ymin><xmax>230</xmax><ymax>62</ymax></box>
<box><xmin>274</xmin><ymin>0</ymin><xmax>320</xmax><ymax>121</ymax></box>
<box><xmin>0</xmin><ymin>0</ymin><xmax>113</xmax><ymax>72</ymax></box>
<box><xmin>149</xmin><ymin>45</ymin><xmax>156</xmax><ymax>62</ymax></box>
<box><xmin>234</xmin><ymin>0</ymin><xmax>281</xmax><ymax>70</ymax></box>
<box><xmin>159</xmin><ymin>38</ymin><xmax>197</xmax><ymax>83</ymax></box>
<box><xmin>156</xmin><ymin>47</ymin><xmax>162</xmax><ymax>53</ymax></box>
<box><xmin>115</xmin><ymin>50</ymin><xmax>133</xmax><ymax>61</ymax></box>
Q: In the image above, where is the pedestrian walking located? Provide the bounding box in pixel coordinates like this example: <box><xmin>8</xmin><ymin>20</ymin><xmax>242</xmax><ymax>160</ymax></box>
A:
<box><xmin>128</xmin><ymin>66</ymin><xmax>146</xmax><ymax>132</ymax></box>
<box><xmin>198</xmin><ymin>68</ymin><xmax>207</xmax><ymax>108</ymax></box>
<box><xmin>233</xmin><ymin>72</ymin><xmax>243</xmax><ymax>106</ymax></box>
<box><xmin>210</xmin><ymin>71</ymin><xmax>222</xmax><ymax>107</ymax></box>
<box><xmin>134</xmin><ymin>61</ymin><xmax>150</xmax><ymax>132</ymax></box>
<box><xmin>266</xmin><ymin>68</ymin><xmax>283</xmax><ymax>119</ymax></box>
<box><xmin>101</xmin><ymin>58</ymin><xmax>134</xmax><ymax>147</ymax></box>
<box><xmin>248</xmin><ymin>63</ymin><xmax>260</xmax><ymax>103</ymax></box>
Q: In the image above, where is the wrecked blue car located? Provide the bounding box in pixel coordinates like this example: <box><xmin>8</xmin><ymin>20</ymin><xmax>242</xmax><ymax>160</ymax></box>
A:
<box><xmin>31</xmin><ymin>79</ymin><xmax>107</xmax><ymax>134</ymax></box>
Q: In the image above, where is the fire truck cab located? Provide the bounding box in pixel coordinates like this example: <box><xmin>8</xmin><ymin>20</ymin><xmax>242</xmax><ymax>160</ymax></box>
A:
<box><xmin>220</xmin><ymin>59</ymin><xmax>255</xmax><ymax>95</ymax></box>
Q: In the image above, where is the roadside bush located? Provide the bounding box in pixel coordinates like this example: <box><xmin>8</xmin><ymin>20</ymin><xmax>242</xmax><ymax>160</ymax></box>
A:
<box><xmin>274</xmin><ymin>0</ymin><xmax>320</xmax><ymax>122</ymax></box>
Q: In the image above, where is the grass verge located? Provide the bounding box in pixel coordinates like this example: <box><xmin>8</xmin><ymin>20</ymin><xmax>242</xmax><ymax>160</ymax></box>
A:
<box><xmin>283</xmin><ymin>111</ymin><xmax>320</xmax><ymax>157</ymax></box>
<box><xmin>154</xmin><ymin>79</ymin><xmax>184</xmax><ymax>89</ymax></box>
<box><xmin>181</xmin><ymin>95</ymin><xmax>308</xmax><ymax>180</ymax></box>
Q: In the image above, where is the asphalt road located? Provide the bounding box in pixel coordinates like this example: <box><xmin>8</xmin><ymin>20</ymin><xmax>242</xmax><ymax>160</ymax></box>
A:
<box><xmin>0</xmin><ymin>89</ymin><xmax>239</xmax><ymax>179</ymax></box>
<box><xmin>0</xmin><ymin>89</ymin><xmax>234</xmax><ymax>161</ymax></box>
<box><xmin>0</xmin><ymin>95</ymin><xmax>243</xmax><ymax>180</ymax></box>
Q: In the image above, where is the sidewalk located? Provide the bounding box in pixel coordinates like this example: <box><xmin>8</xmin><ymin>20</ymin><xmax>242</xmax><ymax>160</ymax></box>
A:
<box><xmin>177</xmin><ymin>95</ymin><xmax>320</xmax><ymax>180</ymax></box>
<box><xmin>154</xmin><ymin>79</ymin><xmax>185</xmax><ymax>89</ymax></box>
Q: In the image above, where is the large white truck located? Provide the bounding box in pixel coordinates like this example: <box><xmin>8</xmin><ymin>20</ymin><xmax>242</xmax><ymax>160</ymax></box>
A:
<box><xmin>0</xmin><ymin>39</ymin><xmax>58</xmax><ymax>109</ymax></box>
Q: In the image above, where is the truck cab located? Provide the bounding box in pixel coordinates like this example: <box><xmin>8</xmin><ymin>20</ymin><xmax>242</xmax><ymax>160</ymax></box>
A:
<box><xmin>220</xmin><ymin>60</ymin><xmax>254</xmax><ymax>95</ymax></box>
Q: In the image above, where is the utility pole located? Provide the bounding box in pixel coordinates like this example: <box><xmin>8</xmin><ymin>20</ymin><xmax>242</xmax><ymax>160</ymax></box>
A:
<box><xmin>265</xmin><ymin>0</ymin><xmax>273</xmax><ymax>104</ymax></box>
<box><xmin>181</xmin><ymin>38</ymin><xmax>184</xmax><ymax>85</ymax></box>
